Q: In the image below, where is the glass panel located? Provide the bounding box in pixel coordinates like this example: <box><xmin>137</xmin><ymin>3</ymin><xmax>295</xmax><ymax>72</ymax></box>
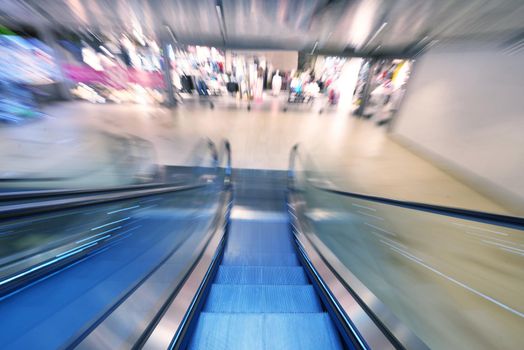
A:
<box><xmin>294</xmin><ymin>151</ymin><xmax>524</xmax><ymax>350</ymax></box>
<box><xmin>0</xmin><ymin>140</ymin><xmax>226</xmax><ymax>348</ymax></box>
<box><xmin>0</xmin><ymin>183</ymin><xmax>222</xmax><ymax>349</ymax></box>
<box><xmin>0</xmin><ymin>186</ymin><xmax>218</xmax><ymax>282</ymax></box>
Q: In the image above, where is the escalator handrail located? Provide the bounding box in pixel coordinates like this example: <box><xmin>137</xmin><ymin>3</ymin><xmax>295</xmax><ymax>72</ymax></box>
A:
<box><xmin>206</xmin><ymin>137</ymin><xmax>219</xmax><ymax>167</ymax></box>
<box><xmin>288</xmin><ymin>144</ymin><xmax>524</xmax><ymax>229</ymax></box>
<box><xmin>0</xmin><ymin>182</ymin><xmax>206</xmax><ymax>220</ymax></box>
<box><xmin>223</xmin><ymin>139</ymin><xmax>232</xmax><ymax>178</ymax></box>
<box><xmin>311</xmin><ymin>184</ymin><xmax>524</xmax><ymax>229</ymax></box>
<box><xmin>0</xmin><ymin>182</ymin><xmax>175</xmax><ymax>202</ymax></box>
<box><xmin>0</xmin><ymin>138</ymin><xmax>221</xmax><ymax>203</ymax></box>
<box><xmin>0</xmin><ymin>139</ymin><xmax>231</xmax><ymax>220</ymax></box>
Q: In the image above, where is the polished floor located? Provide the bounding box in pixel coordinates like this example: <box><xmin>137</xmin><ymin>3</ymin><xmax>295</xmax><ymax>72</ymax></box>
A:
<box><xmin>0</xmin><ymin>97</ymin><xmax>511</xmax><ymax>214</ymax></box>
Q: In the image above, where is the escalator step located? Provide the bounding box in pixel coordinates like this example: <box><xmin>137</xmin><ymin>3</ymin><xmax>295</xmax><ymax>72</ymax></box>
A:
<box><xmin>226</xmin><ymin>225</ymin><xmax>295</xmax><ymax>255</ymax></box>
<box><xmin>221</xmin><ymin>253</ymin><xmax>299</xmax><ymax>266</ymax></box>
<box><xmin>229</xmin><ymin>220</ymin><xmax>289</xmax><ymax>237</ymax></box>
<box><xmin>203</xmin><ymin>285</ymin><xmax>322</xmax><ymax>313</ymax></box>
<box><xmin>188</xmin><ymin>312</ymin><xmax>343</xmax><ymax>350</ymax></box>
<box><xmin>215</xmin><ymin>266</ymin><xmax>309</xmax><ymax>285</ymax></box>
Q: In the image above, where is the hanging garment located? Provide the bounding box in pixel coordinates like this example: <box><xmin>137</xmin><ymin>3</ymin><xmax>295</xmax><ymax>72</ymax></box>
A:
<box><xmin>272</xmin><ymin>73</ymin><xmax>282</xmax><ymax>96</ymax></box>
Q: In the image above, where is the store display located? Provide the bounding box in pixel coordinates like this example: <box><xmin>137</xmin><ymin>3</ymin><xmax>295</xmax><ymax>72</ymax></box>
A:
<box><xmin>57</xmin><ymin>32</ymin><xmax>166</xmax><ymax>105</ymax></box>
<box><xmin>0</xmin><ymin>35</ymin><xmax>59</xmax><ymax>85</ymax></box>
<box><xmin>353</xmin><ymin>59</ymin><xmax>412</xmax><ymax>125</ymax></box>
<box><xmin>167</xmin><ymin>47</ymin><xmax>297</xmax><ymax>108</ymax></box>
<box><xmin>0</xmin><ymin>27</ymin><xmax>298</xmax><ymax>110</ymax></box>
<box><xmin>272</xmin><ymin>70</ymin><xmax>282</xmax><ymax>96</ymax></box>
<box><xmin>352</xmin><ymin>60</ymin><xmax>370</xmax><ymax>109</ymax></box>
<box><xmin>170</xmin><ymin>46</ymin><xmax>226</xmax><ymax>97</ymax></box>
<box><xmin>311</xmin><ymin>56</ymin><xmax>364</xmax><ymax>114</ymax></box>
<box><xmin>283</xmin><ymin>71</ymin><xmax>319</xmax><ymax>111</ymax></box>
<box><xmin>0</xmin><ymin>34</ymin><xmax>58</xmax><ymax>123</ymax></box>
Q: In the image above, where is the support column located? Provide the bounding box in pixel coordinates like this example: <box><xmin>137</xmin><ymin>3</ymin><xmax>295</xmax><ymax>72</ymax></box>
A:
<box><xmin>160</xmin><ymin>39</ymin><xmax>176</xmax><ymax>107</ymax></box>
<box><xmin>37</xmin><ymin>26</ymin><xmax>72</xmax><ymax>101</ymax></box>
<box><xmin>354</xmin><ymin>59</ymin><xmax>375</xmax><ymax>117</ymax></box>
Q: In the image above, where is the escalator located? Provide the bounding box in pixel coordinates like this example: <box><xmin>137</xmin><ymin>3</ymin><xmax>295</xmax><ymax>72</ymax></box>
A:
<box><xmin>0</xmin><ymin>141</ymin><xmax>522</xmax><ymax>350</ymax></box>
<box><xmin>186</xmin><ymin>170</ymin><xmax>343</xmax><ymax>349</ymax></box>
<box><xmin>141</xmin><ymin>168</ymin><xmax>397</xmax><ymax>350</ymax></box>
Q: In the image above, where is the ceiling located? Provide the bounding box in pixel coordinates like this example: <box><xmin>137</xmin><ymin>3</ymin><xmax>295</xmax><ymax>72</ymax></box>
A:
<box><xmin>1</xmin><ymin>0</ymin><xmax>523</xmax><ymax>56</ymax></box>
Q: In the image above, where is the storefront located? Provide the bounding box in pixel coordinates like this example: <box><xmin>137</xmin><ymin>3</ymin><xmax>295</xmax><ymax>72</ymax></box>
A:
<box><xmin>168</xmin><ymin>47</ymin><xmax>298</xmax><ymax>106</ymax></box>
<box><xmin>313</xmin><ymin>56</ymin><xmax>363</xmax><ymax>112</ymax></box>
<box><xmin>58</xmin><ymin>31</ymin><xmax>165</xmax><ymax>105</ymax></box>
<box><xmin>168</xmin><ymin>45</ymin><xmax>226</xmax><ymax>100</ymax></box>
<box><xmin>353</xmin><ymin>58</ymin><xmax>413</xmax><ymax>125</ymax></box>
<box><xmin>0</xmin><ymin>29</ymin><xmax>60</xmax><ymax>123</ymax></box>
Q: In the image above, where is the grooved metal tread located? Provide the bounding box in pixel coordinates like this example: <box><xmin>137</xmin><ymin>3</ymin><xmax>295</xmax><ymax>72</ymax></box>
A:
<box><xmin>226</xmin><ymin>229</ymin><xmax>294</xmax><ymax>255</ymax></box>
<box><xmin>214</xmin><ymin>266</ymin><xmax>309</xmax><ymax>285</ymax></box>
<box><xmin>189</xmin><ymin>197</ymin><xmax>343</xmax><ymax>349</ymax></box>
<box><xmin>203</xmin><ymin>284</ymin><xmax>323</xmax><ymax>313</ymax></box>
<box><xmin>188</xmin><ymin>312</ymin><xmax>343</xmax><ymax>350</ymax></box>
<box><xmin>226</xmin><ymin>221</ymin><xmax>293</xmax><ymax>252</ymax></box>
<box><xmin>221</xmin><ymin>253</ymin><xmax>300</xmax><ymax>266</ymax></box>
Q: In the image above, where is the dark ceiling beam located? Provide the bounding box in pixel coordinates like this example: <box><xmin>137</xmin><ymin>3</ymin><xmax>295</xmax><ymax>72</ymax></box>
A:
<box><xmin>215</xmin><ymin>0</ymin><xmax>227</xmax><ymax>45</ymax></box>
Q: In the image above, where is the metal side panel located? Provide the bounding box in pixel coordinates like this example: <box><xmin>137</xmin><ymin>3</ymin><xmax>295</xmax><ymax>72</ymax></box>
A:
<box><xmin>288</xmin><ymin>195</ymin><xmax>429</xmax><ymax>350</ymax></box>
<box><xmin>70</xmin><ymin>191</ymin><xmax>231</xmax><ymax>350</ymax></box>
<box><xmin>140</xmin><ymin>194</ymin><xmax>232</xmax><ymax>350</ymax></box>
<box><xmin>187</xmin><ymin>313</ymin><xmax>343</xmax><ymax>350</ymax></box>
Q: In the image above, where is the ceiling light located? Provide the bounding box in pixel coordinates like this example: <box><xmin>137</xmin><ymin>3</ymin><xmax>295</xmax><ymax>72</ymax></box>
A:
<box><xmin>310</xmin><ymin>41</ymin><xmax>319</xmax><ymax>55</ymax></box>
<box><xmin>365</xmin><ymin>22</ymin><xmax>387</xmax><ymax>48</ymax></box>
<box><xmin>215</xmin><ymin>4</ymin><xmax>227</xmax><ymax>42</ymax></box>
<box><xmin>164</xmin><ymin>24</ymin><xmax>178</xmax><ymax>43</ymax></box>
<box><xmin>99</xmin><ymin>45</ymin><xmax>114</xmax><ymax>58</ymax></box>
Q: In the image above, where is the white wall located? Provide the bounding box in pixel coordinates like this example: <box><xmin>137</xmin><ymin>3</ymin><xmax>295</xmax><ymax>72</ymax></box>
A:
<box><xmin>393</xmin><ymin>43</ymin><xmax>524</xmax><ymax>213</ymax></box>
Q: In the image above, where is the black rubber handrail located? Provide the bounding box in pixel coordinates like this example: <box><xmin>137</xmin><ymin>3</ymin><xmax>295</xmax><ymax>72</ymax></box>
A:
<box><xmin>0</xmin><ymin>139</ymin><xmax>232</xmax><ymax>298</ymax></box>
<box><xmin>0</xmin><ymin>182</ymin><xmax>206</xmax><ymax>220</ymax></box>
<box><xmin>0</xmin><ymin>137</ymin><xmax>220</xmax><ymax>202</ymax></box>
<box><xmin>0</xmin><ymin>182</ymin><xmax>173</xmax><ymax>202</ymax></box>
<box><xmin>288</xmin><ymin>143</ymin><xmax>524</xmax><ymax>230</ymax></box>
<box><xmin>223</xmin><ymin>139</ymin><xmax>232</xmax><ymax>180</ymax></box>
<box><xmin>0</xmin><ymin>139</ymin><xmax>231</xmax><ymax>220</ymax></box>
<box><xmin>312</xmin><ymin>184</ymin><xmax>524</xmax><ymax>229</ymax></box>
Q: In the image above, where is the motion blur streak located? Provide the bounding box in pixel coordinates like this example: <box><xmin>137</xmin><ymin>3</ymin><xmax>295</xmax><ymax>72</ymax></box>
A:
<box><xmin>1</xmin><ymin>1</ymin><xmax>523</xmax><ymax>350</ymax></box>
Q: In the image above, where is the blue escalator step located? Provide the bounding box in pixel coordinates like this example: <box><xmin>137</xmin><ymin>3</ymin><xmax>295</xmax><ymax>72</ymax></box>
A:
<box><xmin>229</xmin><ymin>220</ymin><xmax>289</xmax><ymax>235</ymax></box>
<box><xmin>221</xmin><ymin>252</ymin><xmax>299</xmax><ymax>266</ymax></box>
<box><xmin>203</xmin><ymin>284</ymin><xmax>322</xmax><ymax>313</ymax></box>
<box><xmin>225</xmin><ymin>231</ymin><xmax>294</xmax><ymax>255</ymax></box>
<box><xmin>226</xmin><ymin>220</ymin><xmax>294</xmax><ymax>254</ymax></box>
<box><xmin>188</xmin><ymin>312</ymin><xmax>343</xmax><ymax>350</ymax></box>
<box><xmin>214</xmin><ymin>266</ymin><xmax>309</xmax><ymax>285</ymax></box>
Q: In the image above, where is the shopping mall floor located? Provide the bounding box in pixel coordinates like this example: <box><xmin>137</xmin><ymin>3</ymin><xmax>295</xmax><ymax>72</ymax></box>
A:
<box><xmin>0</xmin><ymin>97</ymin><xmax>510</xmax><ymax>215</ymax></box>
